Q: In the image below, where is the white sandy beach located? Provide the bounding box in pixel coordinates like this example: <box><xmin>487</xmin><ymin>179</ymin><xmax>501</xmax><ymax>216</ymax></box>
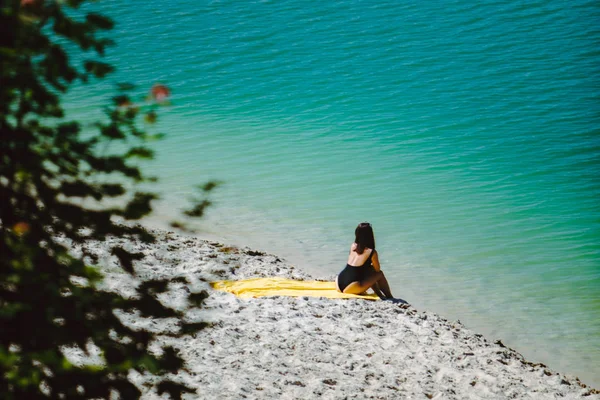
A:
<box><xmin>68</xmin><ymin>229</ymin><xmax>599</xmax><ymax>399</ymax></box>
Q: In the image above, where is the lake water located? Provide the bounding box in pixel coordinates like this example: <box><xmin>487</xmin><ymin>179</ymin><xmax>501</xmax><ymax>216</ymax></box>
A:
<box><xmin>64</xmin><ymin>0</ymin><xmax>599</xmax><ymax>386</ymax></box>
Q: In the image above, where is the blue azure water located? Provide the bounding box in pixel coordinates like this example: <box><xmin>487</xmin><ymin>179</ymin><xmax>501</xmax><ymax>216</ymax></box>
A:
<box><xmin>64</xmin><ymin>0</ymin><xmax>600</xmax><ymax>386</ymax></box>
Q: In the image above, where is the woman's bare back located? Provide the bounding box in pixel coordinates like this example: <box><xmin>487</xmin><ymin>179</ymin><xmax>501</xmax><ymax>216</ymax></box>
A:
<box><xmin>347</xmin><ymin>243</ymin><xmax>372</xmax><ymax>266</ymax></box>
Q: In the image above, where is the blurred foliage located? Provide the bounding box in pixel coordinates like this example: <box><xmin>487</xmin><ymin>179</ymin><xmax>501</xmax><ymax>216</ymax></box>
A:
<box><xmin>0</xmin><ymin>0</ymin><xmax>217</xmax><ymax>398</ymax></box>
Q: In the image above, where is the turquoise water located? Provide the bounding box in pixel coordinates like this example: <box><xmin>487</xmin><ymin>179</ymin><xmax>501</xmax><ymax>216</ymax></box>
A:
<box><xmin>65</xmin><ymin>0</ymin><xmax>599</xmax><ymax>385</ymax></box>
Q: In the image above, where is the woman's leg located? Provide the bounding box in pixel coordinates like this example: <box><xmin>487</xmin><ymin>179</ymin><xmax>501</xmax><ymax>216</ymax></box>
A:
<box><xmin>374</xmin><ymin>272</ymin><xmax>393</xmax><ymax>299</ymax></box>
<box><xmin>370</xmin><ymin>282</ymin><xmax>387</xmax><ymax>299</ymax></box>
<box><xmin>343</xmin><ymin>271</ymin><xmax>394</xmax><ymax>299</ymax></box>
<box><xmin>342</xmin><ymin>271</ymin><xmax>386</xmax><ymax>296</ymax></box>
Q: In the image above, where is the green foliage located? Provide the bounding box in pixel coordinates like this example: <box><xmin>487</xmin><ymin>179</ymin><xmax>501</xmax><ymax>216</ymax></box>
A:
<box><xmin>0</xmin><ymin>0</ymin><xmax>217</xmax><ymax>398</ymax></box>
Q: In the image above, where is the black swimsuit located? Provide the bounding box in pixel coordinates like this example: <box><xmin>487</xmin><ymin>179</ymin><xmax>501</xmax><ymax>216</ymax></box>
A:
<box><xmin>337</xmin><ymin>249</ymin><xmax>376</xmax><ymax>292</ymax></box>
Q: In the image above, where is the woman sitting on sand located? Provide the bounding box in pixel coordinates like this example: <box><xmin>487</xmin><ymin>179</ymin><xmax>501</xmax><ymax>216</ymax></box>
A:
<box><xmin>335</xmin><ymin>222</ymin><xmax>394</xmax><ymax>300</ymax></box>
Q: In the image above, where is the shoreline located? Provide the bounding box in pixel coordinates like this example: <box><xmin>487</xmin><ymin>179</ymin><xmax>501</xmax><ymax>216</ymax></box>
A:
<box><xmin>74</xmin><ymin>228</ymin><xmax>599</xmax><ymax>399</ymax></box>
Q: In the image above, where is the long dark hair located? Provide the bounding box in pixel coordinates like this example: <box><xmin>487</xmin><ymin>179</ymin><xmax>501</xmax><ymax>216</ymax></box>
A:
<box><xmin>354</xmin><ymin>222</ymin><xmax>375</xmax><ymax>254</ymax></box>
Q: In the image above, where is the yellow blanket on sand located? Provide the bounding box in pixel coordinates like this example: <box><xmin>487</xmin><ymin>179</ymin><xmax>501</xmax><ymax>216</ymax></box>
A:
<box><xmin>210</xmin><ymin>277</ymin><xmax>379</xmax><ymax>300</ymax></box>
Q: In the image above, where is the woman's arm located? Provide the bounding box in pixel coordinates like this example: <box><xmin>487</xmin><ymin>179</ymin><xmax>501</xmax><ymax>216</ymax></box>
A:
<box><xmin>371</xmin><ymin>250</ymin><xmax>381</xmax><ymax>272</ymax></box>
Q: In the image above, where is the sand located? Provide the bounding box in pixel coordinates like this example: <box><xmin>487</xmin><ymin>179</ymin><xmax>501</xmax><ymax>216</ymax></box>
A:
<box><xmin>67</xmin><ymin>229</ymin><xmax>599</xmax><ymax>399</ymax></box>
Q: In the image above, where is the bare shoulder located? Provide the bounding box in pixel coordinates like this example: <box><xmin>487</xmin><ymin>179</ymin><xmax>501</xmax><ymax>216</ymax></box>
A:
<box><xmin>350</xmin><ymin>242</ymin><xmax>357</xmax><ymax>251</ymax></box>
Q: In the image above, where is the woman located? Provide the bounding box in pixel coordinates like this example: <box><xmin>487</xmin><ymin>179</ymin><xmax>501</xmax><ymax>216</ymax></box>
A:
<box><xmin>336</xmin><ymin>222</ymin><xmax>394</xmax><ymax>299</ymax></box>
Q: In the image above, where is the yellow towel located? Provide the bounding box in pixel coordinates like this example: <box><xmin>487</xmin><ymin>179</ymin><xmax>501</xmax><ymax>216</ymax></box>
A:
<box><xmin>210</xmin><ymin>277</ymin><xmax>379</xmax><ymax>300</ymax></box>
